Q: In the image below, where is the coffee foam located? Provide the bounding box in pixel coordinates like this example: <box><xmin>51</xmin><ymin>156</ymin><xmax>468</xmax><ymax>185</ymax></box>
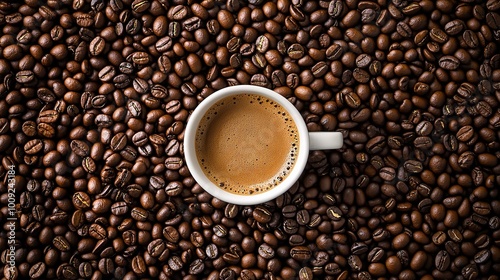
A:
<box><xmin>195</xmin><ymin>94</ymin><xmax>299</xmax><ymax>195</ymax></box>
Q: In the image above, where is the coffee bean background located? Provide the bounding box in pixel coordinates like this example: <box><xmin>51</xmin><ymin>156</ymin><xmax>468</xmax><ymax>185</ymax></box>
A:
<box><xmin>0</xmin><ymin>0</ymin><xmax>500</xmax><ymax>279</ymax></box>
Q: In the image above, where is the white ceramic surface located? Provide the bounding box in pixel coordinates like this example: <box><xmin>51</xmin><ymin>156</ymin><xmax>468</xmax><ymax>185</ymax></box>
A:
<box><xmin>184</xmin><ymin>85</ymin><xmax>343</xmax><ymax>205</ymax></box>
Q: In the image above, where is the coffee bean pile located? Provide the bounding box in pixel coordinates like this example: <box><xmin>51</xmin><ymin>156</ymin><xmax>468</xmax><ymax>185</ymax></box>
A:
<box><xmin>0</xmin><ymin>0</ymin><xmax>500</xmax><ymax>279</ymax></box>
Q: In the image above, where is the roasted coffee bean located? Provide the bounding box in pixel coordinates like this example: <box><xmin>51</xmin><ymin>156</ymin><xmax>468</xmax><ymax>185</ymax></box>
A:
<box><xmin>282</xmin><ymin>205</ymin><xmax>297</xmax><ymax>218</ymax></box>
<box><xmin>22</xmin><ymin>121</ymin><xmax>37</xmax><ymax>137</ymax></box>
<box><xmin>356</xmin><ymin>54</ymin><xmax>372</xmax><ymax>68</ymax></box>
<box><xmin>78</xmin><ymin>262</ymin><xmax>92</xmax><ymax>278</ymax></box>
<box><xmin>326</xmin><ymin>44</ymin><xmax>343</xmax><ymax>60</ymax></box>
<box><xmin>404</xmin><ymin>160</ymin><xmax>423</xmax><ymax>173</ymax></box>
<box><xmin>366</xmin><ymin>136</ymin><xmax>386</xmax><ymax>154</ymax></box>
<box><xmin>169</xmin><ymin>5</ymin><xmax>188</xmax><ymax>20</ymax></box>
<box><xmin>474</xmin><ymin>249</ymin><xmax>491</xmax><ymax>264</ymax></box>
<box><xmin>119</xmin><ymin>62</ymin><xmax>134</xmax><ymax>74</ymax></box>
<box><xmin>290</xmin><ymin>246</ymin><xmax>312</xmax><ymax>261</ymax></box>
<box><xmin>435</xmin><ymin>250</ymin><xmax>451</xmax><ymax>271</ymax></box>
<box><xmin>473</xmin><ymin>202</ymin><xmax>491</xmax><ymax>215</ymax></box>
<box><xmin>24</xmin><ymin>139</ymin><xmax>43</xmax><ymax>154</ymax></box>
<box><xmin>131</xmin><ymin>0</ymin><xmax>150</xmax><ymax>12</ymax></box>
<box><xmin>458</xmin><ymin>151</ymin><xmax>475</xmax><ymax>169</ymax></box>
<box><xmin>81</xmin><ymin>92</ymin><xmax>93</xmax><ymax>109</ymax></box>
<box><xmin>224</xmin><ymin>204</ymin><xmax>239</xmax><ymax>219</ymax></box>
<box><xmin>189</xmin><ymin>259</ymin><xmax>204</xmax><ymax>274</ymax></box>
<box><xmin>70</xmin><ymin>140</ymin><xmax>89</xmax><ymax>157</ymax></box>
<box><xmin>131</xmin><ymin>207</ymin><xmax>148</xmax><ymax>221</ymax></box>
<box><xmin>344</xmin><ymin>91</ymin><xmax>361</xmax><ymax>108</ymax></box>
<box><xmin>312</xmin><ymin>61</ymin><xmax>329</xmax><ymax>77</ymax></box>
<box><xmin>133</xmin><ymin>78</ymin><xmax>149</xmax><ymax>94</ymax></box>
<box><xmin>253</xmin><ymin>206</ymin><xmax>272</xmax><ymax>223</ymax></box>
<box><xmin>165</xmin><ymin>157</ymin><xmax>183</xmax><ymax>169</ymax></box>
<box><xmin>368</xmin><ymin>247</ymin><xmax>385</xmax><ymax>262</ymax></box>
<box><xmin>114</xmin><ymin>74</ymin><xmax>131</xmax><ymax>89</ymax></box>
<box><xmin>461</xmin><ymin>263</ymin><xmax>478</xmax><ymax>279</ymax></box>
<box><xmin>131</xmin><ymin>52</ymin><xmax>150</xmax><ymax>65</ymax></box>
<box><xmin>296</xmin><ymin>209</ymin><xmax>310</xmax><ymax>225</ymax></box>
<box><xmin>213</xmin><ymin>225</ymin><xmax>228</xmax><ymax>237</ymax></box>
<box><xmin>439</xmin><ymin>56</ymin><xmax>460</xmax><ymax>70</ymax></box>
<box><xmin>146</xmin><ymin>239</ymin><xmax>166</xmax><ymax>258</ymax></box>
<box><xmin>114</xmin><ymin>169</ymin><xmax>132</xmax><ymax>188</ymax></box>
<box><xmin>72</xmin><ymin>192</ymin><xmax>91</xmax><ymax>209</ymax></box>
<box><xmin>351</xmin><ymin>242</ymin><xmax>369</xmax><ymax>255</ymax></box>
<box><xmin>183</xmin><ymin>17</ymin><xmax>201</xmax><ymax>31</ymax></box>
<box><xmin>432</xmin><ymin>231</ymin><xmax>447</xmax><ymax>245</ymax></box>
<box><xmin>206</xmin><ymin>243</ymin><xmax>218</xmax><ymax>259</ymax></box>
<box><xmin>206</xmin><ymin>19</ymin><xmax>219</xmax><ymax>35</ymax></box>
<box><xmin>91</xmin><ymin>95</ymin><xmax>106</xmax><ymax>108</ymax></box>
<box><xmin>474</xmin><ymin>234</ymin><xmax>490</xmax><ymax>250</ymax></box>
<box><xmin>326</xmin><ymin>206</ymin><xmax>342</xmax><ymax>220</ymax></box>
<box><xmin>446</xmin><ymin>230</ymin><xmax>462</xmax><ymax>244</ymax></box>
<box><xmin>168</xmin><ymin>256</ymin><xmax>183</xmax><ymax>271</ymax></box>
<box><xmin>397</xmin><ymin>250</ymin><xmax>410</xmax><ymax>267</ymax></box>
<box><xmin>222</xmin><ymin>252</ymin><xmax>239</xmax><ymax>265</ymax></box>
<box><xmin>151</xmin><ymin>85</ymin><xmax>168</xmax><ymax>99</ymax></box>
<box><xmin>165</xmin><ymin>139</ymin><xmax>180</xmax><ymax>156</ymax></box>
<box><xmin>463</xmin><ymin>30</ymin><xmax>479</xmax><ymax>48</ymax></box>
<box><xmin>31</xmin><ymin>204</ymin><xmax>45</xmax><ymax>221</ymax></box>
<box><xmin>165</xmin><ymin>100</ymin><xmax>181</xmax><ymax>114</ymax></box>
<box><xmin>288</xmin><ymin>44</ymin><xmax>305</xmax><ymax>59</ymax></box>
<box><xmin>443</xmin><ymin>134</ymin><xmax>458</xmax><ymax>151</ymax></box>
<box><xmin>125</xmin><ymin>18</ymin><xmax>141</xmax><ymax>34</ymax></box>
<box><xmin>396</xmin><ymin>22</ymin><xmax>412</xmax><ymax>37</ymax></box>
<box><xmin>110</xmin><ymin>132</ymin><xmax>127</xmax><ymax>151</ymax></box>
<box><xmin>430</xmin><ymin>28</ymin><xmax>448</xmax><ymax>43</ymax></box>
<box><xmin>16</xmin><ymin>70</ymin><xmax>35</xmax><ymax>83</ymax></box>
<box><xmin>379</xmin><ymin>167</ymin><xmax>396</xmax><ymax>181</ymax></box>
<box><xmin>20</xmin><ymin>192</ymin><xmax>34</xmax><ymax>208</ymax></box>
<box><xmin>255</xmin><ymin>35</ymin><xmax>269</xmax><ymax>53</ymax></box>
<box><xmin>89</xmin><ymin>223</ymin><xmax>106</xmax><ymax>240</ymax></box>
<box><xmin>163</xmin><ymin>226</ymin><xmax>180</xmax><ymax>243</ymax></box>
<box><xmin>75</xmin><ymin>12</ymin><xmax>93</xmax><ymax>26</ymax></box>
<box><xmin>348</xmin><ymin>255</ymin><xmax>363</xmax><ymax>271</ymax></box>
<box><xmin>289</xmin><ymin>234</ymin><xmax>305</xmax><ymax>246</ymax></box>
<box><xmin>415</xmin><ymin>121</ymin><xmax>433</xmax><ymax>136</ymax></box>
<box><xmin>457</xmin><ymin>83</ymin><xmax>475</xmax><ymax>98</ymax></box>
<box><xmin>219</xmin><ymin>267</ymin><xmax>236</xmax><ymax>280</ymax></box>
<box><xmin>98</xmin><ymin>65</ymin><xmax>115</xmax><ymax>81</ymax></box>
<box><xmin>328</xmin><ymin>0</ymin><xmax>343</xmax><ymax>17</ymax></box>
<box><xmin>414</xmin><ymin>136</ymin><xmax>432</xmax><ymax>149</ymax></box>
<box><xmin>98</xmin><ymin>258</ymin><xmax>114</xmax><ymax>275</ymax></box>
<box><xmin>38</xmin><ymin>110</ymin><xmax>59</xmax><ymax>123</ymax></box>
<box><xmin>111</xmin><ymin>201</ymin><xmax>129</xmax><ymax>215</ymax></box>
<box><xmin>132</xmin><ymin>131</ymin><xmax>148</xmax><ymax>147</ymax></box>
<box><xmin>89</xmin><ymin>36</ymin><xmax>105</xmax><ymax>55</ymax></box>
<box><xmin>285</xmin><ymin>73</ymin><xmax>299</xmax><ymax>89</ymax></box>
<box><xmin>57</xmin><ymin>264</ymin><xmax>78</xmax><ymax>279</ymax></box>
<box><xmin>299</xmin><ymin>267</ymin><xmax>313</xmax><ymax>280</ymax></box>
<box><xmin>29</xmin><ymin>262</ymin><xmax>46</xmax><ymax>278</ymax></box>
<box><xmin>258</xmin><ymin>243</ymin><xmax>275</xmax><ymax>259</ymax></box>
<box><xmin>485</xmin><ymin>207</ymin><xmax>500</xmax><ymax>226</ymax></box>
<box><xmin>53</xmin><ymin>236</ymin><xmax>71</xmax><ymax>251</ymax></box>
<box><xmin>445</xmin><ymin>20</ymin><xmax>465</xmax><ymax>35</ymax></box>
<box><xmin>251</xmin><ymin>74</ymin><xmax>271</xmax><ymax>88</ymax></box>
<box><xmin>457</xmin><ymin>126</ymin><xmax>474</xmax><ymax>142</ymax></box>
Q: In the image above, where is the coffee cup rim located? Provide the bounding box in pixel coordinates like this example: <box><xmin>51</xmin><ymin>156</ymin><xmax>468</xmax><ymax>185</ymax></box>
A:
<box><xmin>184</xmin><ymin>85</ymin><xmax>309</xmax><ymax>205</ymax></box>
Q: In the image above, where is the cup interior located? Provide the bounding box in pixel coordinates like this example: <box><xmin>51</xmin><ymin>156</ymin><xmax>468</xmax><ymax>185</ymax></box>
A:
<box><xmin>184</xmin><ymin>85</ymin><xmax>310</xmax><ymax>205</ymax></box>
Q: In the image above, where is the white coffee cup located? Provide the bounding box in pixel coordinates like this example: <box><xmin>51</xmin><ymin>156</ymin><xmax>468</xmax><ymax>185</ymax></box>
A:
<box><xmin>184</xmin><ymin>85</ymin><xmax>343</xmax><ymax>205</ymax></box>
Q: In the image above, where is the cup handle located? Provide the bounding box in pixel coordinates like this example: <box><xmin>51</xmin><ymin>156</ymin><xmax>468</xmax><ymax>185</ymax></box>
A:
<box><xmin>309</xmin><ymin>132</ymin><xmax>343</xmax><ymax>150</ymax></box>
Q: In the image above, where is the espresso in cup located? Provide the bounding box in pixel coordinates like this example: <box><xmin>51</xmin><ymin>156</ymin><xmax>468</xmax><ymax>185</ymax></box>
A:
<box><xmin>195</xmin><ymin>93</ymin><xmax>299</xmax><ymax>195</ymax></box>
